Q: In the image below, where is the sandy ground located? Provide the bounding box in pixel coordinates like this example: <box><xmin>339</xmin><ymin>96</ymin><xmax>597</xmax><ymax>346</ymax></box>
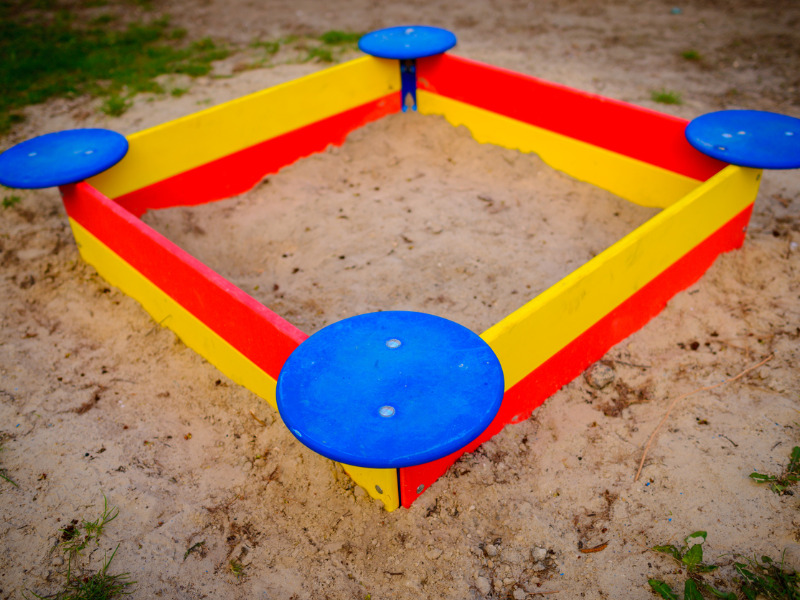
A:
<box><xmin>2</xmin><ymin>1</ymin><xmax>800</xmax><ymax>599</ymax></box>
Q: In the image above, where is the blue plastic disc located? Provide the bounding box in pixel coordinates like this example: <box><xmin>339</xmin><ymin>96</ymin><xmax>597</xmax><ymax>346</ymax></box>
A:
<box><xmin>685</xmin><ymin>110</ymin><xmax>800</xmax><ymax>169</ymax></box>
<box><xmin>276</xmin><ymin>311</ymin><xmax>504</xmax><ymax>468</ymax></box>
<box><xmin>0</xmin><ymin>128</ymin><xmax>128</xmax><ymax>189</ymax></box>
<box><xmin>358</xmin><ymin>26</ymin><xmax>457</xmax><ymax>60</ymax></box>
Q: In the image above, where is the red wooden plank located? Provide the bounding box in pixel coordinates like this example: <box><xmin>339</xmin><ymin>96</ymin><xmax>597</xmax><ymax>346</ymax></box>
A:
<box><xmin>114</xmin><ymin>93</ymin><xmax>402</xmax><ymax>217</ymax></box>
<box><xmin>61</xmin><ymin>182</ymin><xmax>307</xmax><ymax>379</ymax></box>
<box><xmin>398</xmin><ymin>202</ymin><xmax>753</xmax><ymax>507</ymax></box>
<box><xmin>417</xmin><ymin>54</ymin><xmax>726</xmax><ymax>182</ymax></box>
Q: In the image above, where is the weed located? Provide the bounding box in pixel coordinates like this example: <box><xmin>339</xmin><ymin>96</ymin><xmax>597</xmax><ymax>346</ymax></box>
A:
<box><xmin>0</xmin><ymin>442</ymin><xmax>19</xmax><ymax>487</ymax></box>
<box><xmin>27</xmin><ymin>545</ymin><xmax>134</xmax><ymax>600</ymax></box>
<box><xmin>170</xmin><ymin>87</ymin><xmax>189</xmax><ymax>97</ymax></box>
<box><xmin>319</xmin><ymin>30</ymin><xmax>362</xmax><ymax>45</ymax></box>
<box><xmin>229</xmin><ymin>558</ymin><xmax>245</xmax><ymax>579</ymax></box>
<box><xmin>26</xmin><ymin>498</ymin><xmax>133</xmax><ymax>600</ymax></box>
<box><xmin>0</xmin><ymin>6</ymin><xmax>230</xmax><ymax>132</ymax></box>
<box><xmin>750</xmin><ymin>446</ymin><xmax>800</xmax><ymax>494</ymax></box>
<box><xmin>648</xmin><ymin>531</ymin><xmax>736</xmax><ymax>599</ymax></box>
<box><xmin>305</xmin><ymin>47</ymin><xmax>334</xmax><ymax>63</ymax></box>
<box><xmin>250</xmin><ymin>39</ymin><xmax>281</xmax><ymax>55</ymax></box>
<box><xmin>89</xmin><ymin>14</ymin><xmax>116</xmax><ymax>27</ymax></box>
<box><xmin>100</xmin><ymin>95</ymin><xmax>132</xmax><ymax>117</ymax></box>
<box><xmin>60</xmin><ymin>495</ymin><xmax>119</xmax><ymax>558</ymax></box>
<box><xmin>651</xmin><ymin>89</ymin><xmax>683</xmax><ymax>105</ymax></box>
<box><xmin>184</xmin><ymin>540</ymin><xmax>205</xmax><ymax>560</ymax></box>
<box><xmin>3</xmin><ymin>194</ymin><xmax>22</xmax><ymax>209</ymax></box>
<box><xmin>681</xmin><ymin>49</ymin><xmax>702</xmax><ymax>61</ymax></box>
<box><xmin>734</xmin><ymin>554</ymin><xmax>800</xmax><ymax>599</ymax></box>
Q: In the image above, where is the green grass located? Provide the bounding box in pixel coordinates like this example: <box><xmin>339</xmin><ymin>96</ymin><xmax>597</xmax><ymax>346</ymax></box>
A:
<box><xmin>651</xmin><ymin>89</ymin><xmax>683</xmax><ymax>105</ymax></box>
<box><xmin>2</xmin><ymin>193</ymin><xmax>22</xmax><ymax>209</ymax></box>
<box><xmin>0</xmin><ymin>442</ymin><xmax>18</xmax><ymax>487</ymax></box>
<box><xmin>60</xmin><ymin>495</ymin><xmax>119</xmax><ymax>558</ymax></box>
<box><xmin>304</xmin><ymin>46</ymin><xmax>334</xmax><ymax>63</ymax></box>
<box><xmin>27</xmin><ymin>545</ymin><xmax>134</xmax><ymax>600</ymax></box>
<box><xmin>648</xmin><ymin>531</ymin><xmax>800</xmax><ymax>600</ymax></box>
<box><xmin>26</xmin><ymin>496</ymin><xmax>134</xmax><ymax>600</ymax></box>
<box><xmin>648</xmin><ymin>531</ymin><xmax>736</xmax><ymax>599</ymax></box>
<box><xmin>681</xmin><ymin>49</ymin><xmax>702</xmax><ymax>61</ymax></box>
<box><xmin>229</xmin><ymin>558</ymin><xmax>246</xmax><ymax>579</ymax></box>
<box><xmin>750</xmin><ymin>446</ymin><xmax>800</xmax><ymax>495</ymax></box>
<box><xmin>319</xmin><ymin>30</ymin><xmax>362</xmax><ymax>45</ymax></box>
<box><xmin>735</xmin><ymin>554</ymin><xmax>800</xmax><ymax>600</ymax></box>
<box><xmin>0</xmin><ymin>5</ymin><xmax>230</xmax><ymax>133</ymax></box>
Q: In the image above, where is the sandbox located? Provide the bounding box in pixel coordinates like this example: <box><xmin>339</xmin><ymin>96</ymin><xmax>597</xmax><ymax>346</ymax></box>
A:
<box><xmin>53</xmin><ymin>48</ymin><xmax>761</xmax><ymax>510</ymax></box>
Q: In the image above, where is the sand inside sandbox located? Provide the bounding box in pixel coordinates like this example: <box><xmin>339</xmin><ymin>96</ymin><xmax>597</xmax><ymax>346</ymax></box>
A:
<box><xmin>142</xmin><ymin>112</ymin><xmax>660</xmax><ymax>334</ymax></box>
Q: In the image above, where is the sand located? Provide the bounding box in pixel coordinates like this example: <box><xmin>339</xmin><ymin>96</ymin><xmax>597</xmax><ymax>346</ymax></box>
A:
<box><xmin>141</xmin><ymin>111</ymin><xmax>659</xmax><ymax>334</ymax></box>
<box><xmin>1</xmin><ymin>1</ymin><xmax>799</xmax><ymax>598</ymax></box>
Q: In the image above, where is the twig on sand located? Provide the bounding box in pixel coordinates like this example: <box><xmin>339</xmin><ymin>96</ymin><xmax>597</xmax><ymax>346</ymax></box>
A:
<box><xmin>634</xmin><ymin>354</ymin><xmax>774</xmax><ymax>482</ymax></box>
<box><xmin>249</xmin><ymin>410</ymin><xmax>267</xmax><ymax>426</ymax></box>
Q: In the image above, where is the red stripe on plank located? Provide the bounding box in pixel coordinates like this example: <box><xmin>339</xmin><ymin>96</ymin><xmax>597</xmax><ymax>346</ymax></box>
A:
<box><xmin>399</xmin><ymin>202</ymin><xmax>753</xmax><ymax>507</ymax></box>
<box><xmin>417</xmin><ymin>54</ymin><xmax>725</xmax><ymax>181</ymax></box>
<box><xmin>61</xmin><ymin>182</ymin><xmax>307</xmax><ymax>379</ymax></box>
<box><xmin>115</xmin><ymin>93</ymin><xmax>402</xmax><ymax>217</ymax></box>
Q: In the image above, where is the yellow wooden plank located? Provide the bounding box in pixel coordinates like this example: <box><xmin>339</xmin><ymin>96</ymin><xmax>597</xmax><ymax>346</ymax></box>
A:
<box><xmin>340</xmin><ymin>463</ymin><xmax>400</xmax><ymax>511</ymax></box>
<box><xmin>89</xmin><ymin>57</ymin><xmax>400</xmax><ymax>199</ymax></box>
<box><xmin>69</xmin><ymin>218</ymin><xmax>279</xmax><ymax>409</ymax></box>
<box><xmin>71</xmin><ymin>220</ymin><xmax>404</xmax><ymax>510</ymax></box>
<box><xmin>481</xmin><ymin>166</ymin><xmax>762</xmax><ymax>388</ymax></box>
<box><xmin>417</xmin><ymin>90</ymin><xmax>701</xmax><ymax>208</ymax></box>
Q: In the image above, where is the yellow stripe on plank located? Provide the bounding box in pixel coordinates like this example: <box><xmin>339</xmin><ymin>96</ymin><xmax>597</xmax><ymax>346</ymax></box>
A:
<box><xmin>69</xmin><ymin>218</ymin><xmax>280</xmax><ymax>409</ymax></box>
<box><xmin>341</xmin><ymin>464</ymin><xmax>400</xmax><ymax>512</ymax></box>
<box><xmin>89</xmin><ymin>57</ymin><xmax>400</xmax><ymax>199</ymax></box>
<box><xmin>480</xmin><ymin>166</ymin><xmax>761</xmax><ymax>389</ymax></box>
<box><xmin>417</xmin><ymin>90</ymin><xmax>701</xmax><ymax>208</ymax></box>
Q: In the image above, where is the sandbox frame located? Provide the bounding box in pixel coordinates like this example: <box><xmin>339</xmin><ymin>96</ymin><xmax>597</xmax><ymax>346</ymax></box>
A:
<box><xmin>58</xmin><ymin>53</ymin><xmax>762</xmax><ymax>511</ymax></box>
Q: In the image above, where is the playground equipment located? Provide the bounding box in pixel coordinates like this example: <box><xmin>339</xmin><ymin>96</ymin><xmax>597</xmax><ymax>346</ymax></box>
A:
<box><xmin>2</xmin><ymin>26</ymin><xmax>798</xmax><ymax>511</ymax></box>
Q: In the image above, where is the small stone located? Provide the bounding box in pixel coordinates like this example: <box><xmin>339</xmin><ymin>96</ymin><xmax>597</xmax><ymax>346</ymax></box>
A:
<box><xmin>51</xmin><ymin>555</ymin><xmax>64</xmax><ymax>567</ymax></box>
<box><xmin>584</xmin><ymin>363</ymin><xmax>615</xmax><ymax>389</ymax></box>
<box><xmin>513</xmin><ymin>588</ymin><xmax>526</xmax><ymax>600</ymax></box>
<box><xmin>531</xmin><ymin>546</ymin><xmax>547</xmax><ymax>562</ymax></box>
<box><xmin>475</xmin><ymin>576</ymin><xmax>491</xmax><ymax>595</ymax></box>
<box><xmin>353</xmin><ymin>485</ymin><xmax>368</xmax><ymax>500</ymax></box>
<box><xmin>425</xmin><ymin>547</ymin><xmax>443</xmax><ymax>560</ymax></box>
<box><xmin>531</xmin><ymin>561</ymin><xmax>547</xmax><ymax>572</ymax></box>
<box><xmin>503</xmin><ymin>577</ymin><xmax>515</xmax><ymax>586</ymax></box>
<box><xmin>484</xmin><ymin>544</ymin><xmax>499</xmax><ymax>557</ymax></box>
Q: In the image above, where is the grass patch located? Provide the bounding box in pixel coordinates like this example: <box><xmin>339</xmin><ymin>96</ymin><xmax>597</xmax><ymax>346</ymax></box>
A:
<box><xmin>26</xmin><ymin>496</ymin><xmax>134</xmax><ymax>600</ymax></box>
<box><xmin>651</xmin><ymin>89</ymin><xmax>683</xmax><ymax>105</ymax></box>
<box><xmin>245</xmin><ymin>30</ymin><xmax>362</xmax><ymax>69</ymax></box>
<box><xmin>2</xmin><ymin>193</ymin><xmax>22</xmax><ymax>209</ymax></box>
<box><xmin>229</xmin><ymin>558</ymin><xmax>246</xmax><ymax>579</ymax></box>
<box><xmin>319</xmin><ymin>30</ymin><xmax>362</xmax><ymax>45</ymax></box>
<box><xmin>0</xmin><ymin>4</ymin><xmax>230</xmax><ymax>133</ymax></box>
<box><xmin>681</xmin><ymin>49</ymin><xmax>702</xmax><ymax>61</ymax></box>
<box><xmin>648</xmin><ymin>531</ymin><xmax>736</xmax><ymax>599</ymax></box>
<box><xmin>304</xmin><ymin>46</ymin><xmax>334</xmax><ymax>63</ymax></box>
<box><xmin>735</xmin><ymin>554</ymin><xmax>800</xmax><ymax>600</ymax></box>
<box><xmin>59</xmin><ymin>495</ymin><xmax>119</xmax><ymax>558</ymax></box>
<box><xmin>0</xmin><ymin>441</ymin><xmax>18</xmax><ymax>487</ymax></box>
<box><xmin>648</xmin><ymin>531</ymin><xmax>800</xmax><ymax>599</ymax></box>
<box><xmin>750</xmin><ymin>446</ymin><xmax>800</xmax><ymax>495</ymax></box>
<box><xmin>27</xmin><ymin>545</ymin><xmax>134</xmax><ymax>600</ymax></box>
